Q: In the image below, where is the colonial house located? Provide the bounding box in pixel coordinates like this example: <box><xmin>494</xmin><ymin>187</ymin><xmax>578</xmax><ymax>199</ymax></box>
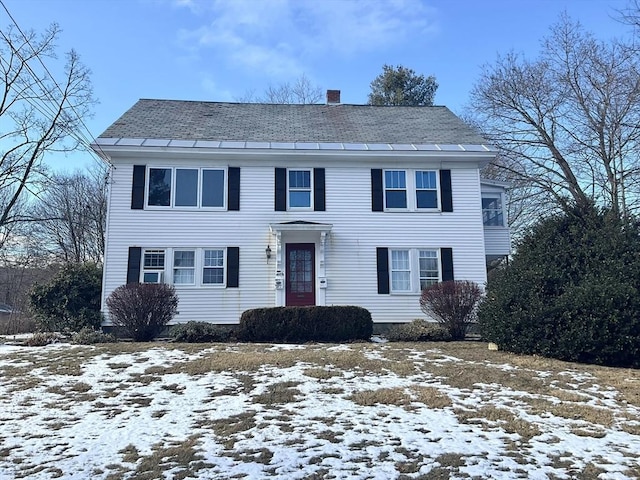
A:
<box><xmin>92</xmin><ymin>91</ymin><xmax>510</xmax><ymax>328</ymax></box>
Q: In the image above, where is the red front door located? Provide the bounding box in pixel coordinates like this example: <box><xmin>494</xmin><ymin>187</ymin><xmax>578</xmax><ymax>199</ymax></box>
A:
<box><xmin>286</xmin><ymin>243</ymin><xmax>315</xmax><ymax>306</ymax></box>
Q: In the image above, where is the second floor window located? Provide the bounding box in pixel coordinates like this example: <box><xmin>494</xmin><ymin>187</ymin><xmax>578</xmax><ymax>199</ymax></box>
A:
<box><xmin>148</xmin><ymin>167</ymin><xmax>225</xmax><ymax>208</ymax></box>
<box><xmin>289</xmin><ymin>170</ymin><xmax>312</xmax><ymax>208</ymax></box>
<box><xmin>482</xmin><ymin>196</ymin><xmax>504</xmax><ymax>226</ymax></box>
<box><xmin>384</xmin><ymin>169</ymin><xmax>439</xmax><ymax>210</ymax></box>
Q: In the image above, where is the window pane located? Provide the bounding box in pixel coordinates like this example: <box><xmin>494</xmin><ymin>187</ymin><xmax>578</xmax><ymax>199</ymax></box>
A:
<box><xmin>391</xmin><ymin>271</ymin><xmax>411</xmax><ymax>291</ymax></box>
<box><xmin>143</xmin><ymin>272</ymin><xmax>160</xmax><ymax>283</ymax></box>
<box><xmin>173</xmin><ymin>251</ymin><xmax>195</xmax><ymax>267</ymax></box>
<box><xmin>175</xmin><ymin>169</ymin><xmax>198</xmax><ymax>206</ymax></box>
<box><xmin>290</xmin><ymin>191</ymin><xmax>311</xmax><ymax>207</ymax></box>
<box><xmin>148</xmin><ymin>168</ymin><xmax>171</xmax><ymax>206</ymax></box>
<box><xmin>289</xmin><ymin>170</ymin><xmax>310</xmax><ymax>188</ymax></box>
<box><xmin>391</xmin><ymin>250</ymin><xmax>410</xmax><ymax>270</ymax></box>
<box><xmin>385</xmin><ymin>170</ymin><xmax>406</xmax><ymax>188</ymax></box>
<box><xmin>416</xmin><ymin>190</ymin><xmax>438</xmax><ymax>208</ymax></box>
<box><xmin>203</xmin><ymin>268</ymin><xmax>224</xmax><ymax>284</ymax></box>
<box><xmin>204</xmin><ymin>249</ymin><xmax>224</xmax><ymax>267</ymax></box>
<box><xmin>144</xmin><ymin>251</ymin><xmax>165</xmax><ymax>269</ymax></box>
<box><xmin>419</xmin><ymin>250</ymin><xmax>439</xmax><ymax>289</ymax></box>
<box><xmin>202</xmin><ymin>169</ymin><xmax>225</xmax><ymax>207</ymax></box>
<box><xmin>416</xmin><ymin>171</ymin><xmax>436</xmax><ymax>189</ymax></box>
<box><xmin>386</xmin><ymin>190</ymin><xmax>407</xmax><ymax>209</ymax></box>
<box><xmin>173</xmin><ymin>269</ymin><xmax>195</xmax><ymax>284</ymax></box>
<box><xmin>482</xmin><ymin>197</ymin><xmax>504</xmax><ymax>226</ymax></box>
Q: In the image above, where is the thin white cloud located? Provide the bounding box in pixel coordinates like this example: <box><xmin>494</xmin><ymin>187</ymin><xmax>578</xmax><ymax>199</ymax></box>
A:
<box><xmin>175</xmin><ymin>0</ymin><xmax>438</xmax><ymax>79</ymax></box>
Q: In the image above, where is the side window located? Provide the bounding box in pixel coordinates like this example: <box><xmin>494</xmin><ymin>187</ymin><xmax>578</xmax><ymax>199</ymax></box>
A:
<box><xmin>203</xmin><ymin>249</ymin><xmax>224</xmax><ymax>285</ymax></box>
<box><xmin>142</xmin><ymin>249</ymin><xmax>165</xmax><ymax>283</ymax></box>
<box><xmin>288</xmin><ymin>170</ymin><xmax>312</xmax><ymax>208</ymax></box>
<box><xmin>390</xmin><ymin>249</ymin><xmax>411</xmax><ymax>291</ymax></box>
<box><xmin>416</xmin><ymin>171</ymin><xmax>438</xmax><ymax>209</ymax></box>
<box><xmin>482</xmin><ymin>196</ymin><xmax>504</xmax><ymax>226</ymax></box>
<box><xmin>148</xmin><ymin>169</ymin><xmax>171</xmax><ymax>206</ymax></box>
<box><xmin>384</xmin><ymin>170</ymin><xmax>407</xmax><ymax>209</ymax></box>
<box><xmin>173</xmin><ymin>250</ymin><xmax>195</xmax><ymax>285</ymax></box>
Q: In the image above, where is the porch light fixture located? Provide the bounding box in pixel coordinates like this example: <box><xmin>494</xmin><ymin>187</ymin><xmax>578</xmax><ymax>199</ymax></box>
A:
<box><xmin>265</xmin><ymin>245</ymin><xmax>272</xmax><ymax>261</ymax></box>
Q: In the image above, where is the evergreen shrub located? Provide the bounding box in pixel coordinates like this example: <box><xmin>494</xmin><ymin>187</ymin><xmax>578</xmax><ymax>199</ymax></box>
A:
<box><xmin>478</xmin><ymin>206</ymin><xmax>640</xmax><ymax>368</ymax></box>
<box><xmin>238</xmin><ymin>306</ymin><xmax>373</xmax><ymax>342</ymax></box>
<box><xmin>29</xmin><ymin>263</ymin><xmax>102</xmax><ymax>333</ymax></box>
<box><xmin>385</xmin><ymin>319</ymin><xmax>452</xmax><ymax>342</ymax></box>
<box><xmin>170</xmin><ymin>321</ymin><xmax>231</xmax><ymax>343</ymax></box>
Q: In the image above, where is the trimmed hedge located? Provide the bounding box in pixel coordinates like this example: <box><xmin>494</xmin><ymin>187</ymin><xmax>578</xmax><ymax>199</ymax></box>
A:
<box><xmin>238</xmin><ymin>306</ymin><xmax>373</xmax><ymax>342</ymax></box>
<box><xmin>170</xmin><ymin>321</ymin><xmax>232</xmax><ymax>343</ymax></box>
<box><xmin>385</xmin><ymin>319</ymin><xmax>452</xmax><ymax>342</ymax></box>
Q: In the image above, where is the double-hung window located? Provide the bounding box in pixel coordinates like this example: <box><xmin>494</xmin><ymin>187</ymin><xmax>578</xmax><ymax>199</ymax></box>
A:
<box><xmin>173</xmin><ymin>250</ymin><xmax>195</xmax><ymax>285</ymax></box>
<box><xmin>288</xmin><ymin>170</ymin><xmax>312</xmax><ymax>208</ymax></box>
<box><xmin>147</xmin><ymin>167</ymin><xmax>225</xmax><ymax>208</ymax></box>
<box><xmin>389</xmin><ymin>249</ymin><xmax>441</xmax><ymax>293</ymax></box>
<box><xmin>390</xmin><ymin>250</ymin><xmax>411</xmax><ymax>291</ymax></box>
<box><xmin>383</xmin><ymin>169</ymin><xmax>439</xmax><ymax>210</ymax></box>
<box><xmin>203</xmin><ymin>249</ymin><xmax>224</xmax><ymax>285</ymax></box>
<box><xmin>415</xmin><ymin>171</ymin><xmax>438</xmax><ymax>209</ymax></box>
<box><xmin>419</xmin><ymin>250</ymin><xmax>439</xmax><ymax>289</ymax></box>
<box><xmin>384</xmin><ymin>170</ymin><xmax>407</xmax><ymax>209</ymax></box>
<box><xmin>482</xmin><ymin>195</ymin><xmax>504</xmax><ymax>226</ymax></box>
<box><xmin>142</xmin><ymin>249</ymin><xmax>165</xmax><ymax>283</ymax></box>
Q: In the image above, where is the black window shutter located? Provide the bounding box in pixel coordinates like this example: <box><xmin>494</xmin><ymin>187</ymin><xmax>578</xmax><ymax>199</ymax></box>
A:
<box><xmin>440</xmin><ymin>170</ymin><xmax>453</xmax><ymax>212</ymax></box>
<box><xmin>131</xmin><ymin>165</ymin><xmax>146</xmax><ymax>210</ymax></box>
<box><xmin>228</xmin><ymin>167</ymin><xmax>240</xmax><ymax>211</ymax></box>
<box><xmin>275</xmin><ymin>168</ymin><xmax>286</xmax><ymax>211</ymax></box>
<box><xmin>371</xmin><ymin>169</ymin><xmax>383</xmax><ymax>212</ymax></box>
<box><xmin>314</xmin><ymin>168</ymin><xmax>326</xmax><ymax>211</ymax></box>
<box><xmin>127</xmin><ymin>247</ymin><xmax>142</xmax><ymax>284</ymax></box>
<box><xmin>441</xmin><ymin>247</ymin><xmax>454</xmax><ymax>281</ymax></box>
<box><xmin>376</xmin><ymin>247</ymin><xmax>390</xmax><ymax>294</ymax></box>
<box><xmin>227</xmin><ymin>247</ymin><xmax>239</xmax><ymax>288</ymax></box>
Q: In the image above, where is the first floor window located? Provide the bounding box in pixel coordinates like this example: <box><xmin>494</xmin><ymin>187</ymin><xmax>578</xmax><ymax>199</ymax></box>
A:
<box><xmin>173</xmin><ymin>250</ymin><xmax>195</xmax><ymax>284</ymax></box>
<box><xmin>143</xmin><ymin>249</ymin><xmax>165</xmax><ymax>283</ymax></box>
<box><xmin>203</xmin><ymin>249</ymin><xmax>224</xmax><ymax>284</ymax></box>
<box><xmin>391</xmin><ymin>249</ymin><xmax>411</xmax><ymax>291</ymax></box>
<box><xmin>419</xmin><ymin>250</ymin><xmax>439</xmax><ymax>289</ymax></box>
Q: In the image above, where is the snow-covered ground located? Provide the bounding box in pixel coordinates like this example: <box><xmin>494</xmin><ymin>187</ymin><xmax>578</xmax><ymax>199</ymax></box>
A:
<box><xmin>0</xmin><ymin>341</ymin><xmax>638</xmax><ymax>479</ymax></box>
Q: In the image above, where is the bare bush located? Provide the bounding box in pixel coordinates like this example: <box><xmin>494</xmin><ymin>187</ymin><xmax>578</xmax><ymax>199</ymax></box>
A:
<box><xmin>420</xmin><ymin>281</ymin><xmax>482</xmax><ymax>340</ymax></box>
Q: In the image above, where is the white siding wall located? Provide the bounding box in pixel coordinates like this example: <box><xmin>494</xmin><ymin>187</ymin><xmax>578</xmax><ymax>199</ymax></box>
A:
<box><xmin>102</xmin><ymin>153</ymin><xmax>489</xmax><ymax>325</ymax></box>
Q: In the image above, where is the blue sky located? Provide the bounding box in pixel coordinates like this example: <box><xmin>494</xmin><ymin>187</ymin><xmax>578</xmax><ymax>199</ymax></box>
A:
<box><xmin>1</xmin><ymin>0</ymin><xmax>631</xmax><ymax>170</ymax></box>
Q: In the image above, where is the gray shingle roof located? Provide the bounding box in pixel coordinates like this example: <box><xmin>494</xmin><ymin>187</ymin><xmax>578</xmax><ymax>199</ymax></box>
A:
<box><xmin>99</xmin><ymin>99</ymin><xmax>488</xmax><ymax>145</ymax></box>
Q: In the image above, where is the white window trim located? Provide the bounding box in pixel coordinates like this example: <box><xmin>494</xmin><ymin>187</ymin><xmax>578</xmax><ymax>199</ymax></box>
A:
<box><xmin>141</xmin><ymin>249</ymin><xmax>166</xmax><ymax>283</ymax></box>
<box><xmin>383</xmin><ymin>169</ymin><xmax>441</xmax><ymax>212</ymax></box>
<box><xmin>389</xmin><ymin>248</ymin><xmax>442</xmax><ymax>294</ymax></box>
<box><xmin>287</xmin><ymin>168</ymin><xmax>314</xmax><ymax>211</ymax></box>
<box><xmin>481</xmin><ymin>193</ymin><xmax>506</xmax><ymax>227</ymax></box>
<box><xmin>145</xmin><ymin>166</ymin><xmax>228</xmax><ymax>210</ymax></box>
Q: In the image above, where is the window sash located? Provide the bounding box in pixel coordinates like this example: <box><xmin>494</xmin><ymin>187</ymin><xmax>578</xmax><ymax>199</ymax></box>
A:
<box><xmin>416</xmin><ymin>171</ymin><xmax>438</xmax><ymax>209</ymax></box>
<box><xmin>175</xmin><ymin>169</ymin><xmax>198</xmax><ymax>207</ymax></box>
<box><xmin>202</xmin><ymin>169</ymin><xmax>225</xmax><ymax>207</ymax></box>
<box><xmin>148</xmin><ymin>168</ymin><xmax>172</xmax><ymax>206</ymax></box>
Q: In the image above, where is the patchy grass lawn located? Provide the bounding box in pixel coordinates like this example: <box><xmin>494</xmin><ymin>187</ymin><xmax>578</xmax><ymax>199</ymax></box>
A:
<box><xmin>0</xmin><ymin>340</ymin><xmax>638</xmax><ymax>479</ymax></box>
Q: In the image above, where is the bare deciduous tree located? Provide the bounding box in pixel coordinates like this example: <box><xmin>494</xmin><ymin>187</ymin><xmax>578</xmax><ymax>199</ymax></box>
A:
<box><xmin>469</xmin><ymin>13</ymin><xmax>640</xmax><ymax>219</ymax></box>
<box><xmin>0</xmin><ymin>23</ymin><xmax>95</xmax><ymax>239</ymax></box>
<box><xmin>238</xmin><ymin>74</ymin><xmax>323</xmax><ymax>104</ymax></box>
<box><xmin>29</xmin><ymin>168</ymin><xmax>107</xmax><ymax>264</ymax></box>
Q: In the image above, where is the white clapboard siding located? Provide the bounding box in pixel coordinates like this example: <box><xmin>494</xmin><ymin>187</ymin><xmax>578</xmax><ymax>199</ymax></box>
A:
<box><xmin>102</xmin><ymin>154</ymin><xmax>490</xmax><ymax>325</ymax></box>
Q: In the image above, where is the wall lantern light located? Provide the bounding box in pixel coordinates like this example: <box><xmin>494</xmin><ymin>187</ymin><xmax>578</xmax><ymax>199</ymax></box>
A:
<box><xmin>265</xmin><ymin>245</ymin><xmax>272</xmax><ymax>261</ymax></box>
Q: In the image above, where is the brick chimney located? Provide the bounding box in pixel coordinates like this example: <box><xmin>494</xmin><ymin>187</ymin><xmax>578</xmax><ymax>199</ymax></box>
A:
<box><xmin>326</xmin><ymin>89</ymin><xmax>341</xmax><ymax>104</ymax></box>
